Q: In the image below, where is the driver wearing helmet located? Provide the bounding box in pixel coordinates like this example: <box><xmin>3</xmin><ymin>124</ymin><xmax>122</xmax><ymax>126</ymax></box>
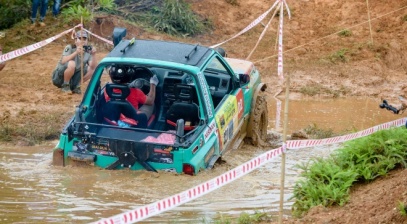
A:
<box><xmin>104</xmin><ymin>65</ymin><xmax>159</xmax><ymax>119</ymax></box>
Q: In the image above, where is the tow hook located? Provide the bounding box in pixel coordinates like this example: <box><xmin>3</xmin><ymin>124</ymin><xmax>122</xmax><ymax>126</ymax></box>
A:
<box><xmin>118</xmin><ymin>152</ymin><xmax>136</xmax><ymax>168</ymax></box>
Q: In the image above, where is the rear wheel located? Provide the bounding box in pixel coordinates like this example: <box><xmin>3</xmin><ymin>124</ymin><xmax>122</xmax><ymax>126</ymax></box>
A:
<box><xmin>249</xmin><ymin>95</ymin><xmax>268</xmax><ymax>146</ymax></box>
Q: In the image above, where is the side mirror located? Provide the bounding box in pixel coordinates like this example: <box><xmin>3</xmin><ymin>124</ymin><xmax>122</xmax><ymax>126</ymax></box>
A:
<box><xmin>239</xmin><ymin>73</ymin><xmax>250</xmax><ymax>85</ymax></box>
<box><xmin>112</xmin><ymin>27</ymin><xmax>127</xmax><ymax>47</ymax></box>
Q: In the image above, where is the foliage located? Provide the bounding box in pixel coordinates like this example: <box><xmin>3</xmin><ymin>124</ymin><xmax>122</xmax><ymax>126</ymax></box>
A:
<box><xmin>199</xmin><ymin>211</ymin><xmax>273</xmax><ymax>224</ymax></box>
<box><xmin>291</xmin><ymin>127</ymin><xmax>407</xmax><ymax>217</ymax></box>
<box><xmin>338</xmin><ymin>29</ymin><xmax>352</xmax><ymax>37</ymax></box>
<box><xmin>328</xmin><ymin>48</ymin><xmax>349</xmax><ymax>63</ymax></box>
<box><xmin>0</xmin><ymin>0</ymin><xmax>31</xmax><ymax>30</ymax></box>
<box><xmin>398</xmin><ymin>201</ymin><xmax>407</xmax><ymax>216</ymax></box>
<box><xmin>0</xmin><ymin>109</ymin><xmax>69</xmax><ymax>145</ymax></box>
<box><xmin>61</xmin><ymin>0</ymin><xmax>115</xmax><ymax>24</ymax></box>
<box><xmin>299</xmin><ymin>82</ymin><xmax>349</xmax><ymax>97</ymax></box>
<box><xmin>225</xmin><ymin>0</ymin><xmax>240</xmax><ymax>6</ymax></box>
<box><xmin>150</xmin><ymin>0</ymin><xmax>207</xmax><ymax>36</ymax></box>
<box><xmin>291</xmin><ymin>157</ymin><xmax>357</xmax><ymax>217</ymax></box>
<box><xmin>304</xmin><ymin>123</ymin><xmax>335</xmax><ymax>139</ymax></box>
<box><xmin>62</xmin><ymin>5</ymin><xmax>93</xmax><ymax>23</ymax></box>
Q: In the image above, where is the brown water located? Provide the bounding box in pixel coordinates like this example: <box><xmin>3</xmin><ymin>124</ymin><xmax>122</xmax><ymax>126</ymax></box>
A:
<box><xmin>269</xmin><ymin>97</ymin><xmax>400</xmax><ymax>133</ymax></box>
<box><xmin>0</xmin><ymin>97</ymin><xmax>403</xmax><ymax>223</ymax></box>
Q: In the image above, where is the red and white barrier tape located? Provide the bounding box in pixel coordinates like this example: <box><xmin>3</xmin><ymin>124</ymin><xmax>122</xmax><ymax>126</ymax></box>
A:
<box><xmin>286</xmin><ymin>117</ymin><xmax>407</xmax><ymax>149</ymax></box>
<box><xmin>92</xmin><ymin>146</ymin><xmax>286</xmax><ymax>224</ymax></box>
<box><xmin>0</xmin><ymin>24</ymin><xmax>82</xmax><ymax>64</ymax></box>
<box><xmin>82</xmin><ymin>28</ymin><xmax>114</xmax><ymax>46</ymax></box>
<box><xmin>275</xmin><ymin>98</ymin><xmax>282</xmax><ymax>129</ymax></box>
<box><xmin>92</xmin><ymin>117</ymin><xmax>407</xmax><ymax>224</ymax></box>
<box><xmin>210</xmin><ymin>0</ymin><xmax>280</xmax><ymax>49</ymax></box>
<box><xmin>0</xmin><ymin>24</ymin><xmax>115</xmax><ymax>64</ymax></box>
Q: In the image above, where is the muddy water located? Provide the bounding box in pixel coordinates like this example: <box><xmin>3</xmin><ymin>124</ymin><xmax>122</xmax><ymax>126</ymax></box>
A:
<box><xmin>0</xmin><ymin>98</ymin><xmax>403</xmax><ymax>223</ymax></box>
<box><xmin>269</xmin><ymin>97</ymin><xmax>400</xmax><ymax>133</ymax></box>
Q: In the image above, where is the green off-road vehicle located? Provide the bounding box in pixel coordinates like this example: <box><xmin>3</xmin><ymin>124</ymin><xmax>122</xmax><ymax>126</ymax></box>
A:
<box><xmin>53</xmin><ymin>28</ymin><xmax>268</xmax><ymax>175</ymax></box>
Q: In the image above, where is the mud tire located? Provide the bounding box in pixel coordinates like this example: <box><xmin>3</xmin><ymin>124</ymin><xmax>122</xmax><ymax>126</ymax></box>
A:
<box><xmin>249</xmin><ymin>95</ymin><xmax>268</xmax><ymax>146</ymax></box>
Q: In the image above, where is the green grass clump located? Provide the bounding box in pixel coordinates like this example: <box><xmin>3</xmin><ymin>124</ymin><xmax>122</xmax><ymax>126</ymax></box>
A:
<box><xmin>398</xmin><ymin>201</ymin><xmax>407</xmax><ymax>216</ymax></box>
<box><xmin>338</xmin><ymin>29</ymin><xmax>352</xmax><ymax>37</ymax></box>
<box><xmin>150</xmin><ymin>0</ymin><xmax>209</xmax><ymax>36</ymax></box>
<box><xmin>0</xmin><ymin>109</ymin><xmax>70</xmax><ymax>145</ymax></box>
<box><xmin>291</xmin><ymin>127</ymin><xmax>407</xmax><ymax>217</ymax></box>
<box><xmin>225</xmin><ymin>0</ymin><xmax>240</xmax><ymax>6</ymax></box>
<box><xmin>299</xmin><ymin>83</ymin><xmax>350</xmax><ymax>97</ymax></box>
<box><xmin>304</xmin><ymin>124</ymin><xmax>335</xmax><ymax>139</ymax></box>
<box><xmin>198</xmin><ymin>211</ymin><xmax>273</xmax><ymax>224</ymax></box>
<box><xmin>328</xmin><ymin>48</ymin><xmax>349</xmax><ymax>63</ymax></box>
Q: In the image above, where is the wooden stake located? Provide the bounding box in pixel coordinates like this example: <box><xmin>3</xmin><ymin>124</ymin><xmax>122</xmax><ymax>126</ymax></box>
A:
<box><xmin>278</xmin><ymin>73</ymin><xmax>290</xmax><ymax>224</ymax></box>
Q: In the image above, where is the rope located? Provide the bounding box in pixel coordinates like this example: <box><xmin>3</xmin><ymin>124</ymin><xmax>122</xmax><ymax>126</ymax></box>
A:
<box><xmin>254</xmin><ymin>5</ymin><xmax>407</xmax><ymax>63</ymax></box>
<box><xmin>366</xmin><ymin>0</ymin><xmax>374</xmax><ymax>44</ymax></box>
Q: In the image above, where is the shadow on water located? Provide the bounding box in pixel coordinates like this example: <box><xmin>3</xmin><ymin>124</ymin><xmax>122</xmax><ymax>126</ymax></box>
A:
<box><xmin>0</xmin><ymin>97</ymin><xmax>404</xmax><ymax>223</ymax></box>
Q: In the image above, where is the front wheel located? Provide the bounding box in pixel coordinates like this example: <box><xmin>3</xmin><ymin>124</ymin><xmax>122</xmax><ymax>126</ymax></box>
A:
<box><xmin>248</xmin><ymin>95</ymin><xmax>268</xmax><ymax>146</ymax></box>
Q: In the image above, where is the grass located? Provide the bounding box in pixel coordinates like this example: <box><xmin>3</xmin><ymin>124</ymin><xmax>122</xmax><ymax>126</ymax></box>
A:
<box><xmin>338</xmin><ymin>29</ymin><xmax>352</xmax><ymax>37</ymax></box>
<box><xmin>225</xmin><ymin>0</ymin><xmax>240</xmax><ymax>6</ymax></box>
<box><xmin>328</xmin><ymin>48</ymin><xmax>349</xmax><ymax>63</ymax></box>
<box><xmin>398</xmin><ymin>201</ymin><xmax>407</xmax><ymax>216</ymax></box>
<box><xmin>197</xmin><ymin>211</ymin><xmax>273</xmax><ymax>224</ymax></box>
<box><xmin>150</xmin><ymin>0</ymin><xmax>210</xmax><ymax>36</ymax></box>
<box><xmin>303</xmin><ymin>124</ymin><xmax>335</xmax><ymax>139</ymax></box>
<box><xmin>291</xmin><ymin>127</ymin><xmax>407</xmax><ymax>217</ymax></box>
<box><xmin>299</xmin><ymin>83</ymin><xmax>351</xmax><ymax>97</ymax></box>
<box><xmin>0</xmin><ymin>109</ymin><xmax>72</xmax><ymax>145</ymax></box>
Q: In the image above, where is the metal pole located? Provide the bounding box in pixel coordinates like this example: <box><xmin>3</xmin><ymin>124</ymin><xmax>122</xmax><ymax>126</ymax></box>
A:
<box><xmin>278</xmin><ymin>73</ymin><xmax>290</xmax><ymax>223</ymax></box>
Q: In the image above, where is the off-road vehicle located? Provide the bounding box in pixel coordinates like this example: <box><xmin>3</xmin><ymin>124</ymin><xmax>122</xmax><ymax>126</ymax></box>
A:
<box><xmin>53</xmin><ymin>28</ymin><xmax>268</xmax><ymax>175</ymax></box>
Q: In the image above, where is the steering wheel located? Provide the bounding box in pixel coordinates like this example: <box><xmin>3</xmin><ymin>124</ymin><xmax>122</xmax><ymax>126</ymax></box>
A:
<box><xmin>129</xmin><ymin>67</ymin><xmax>155</xmax><ymax>94</ymax></box>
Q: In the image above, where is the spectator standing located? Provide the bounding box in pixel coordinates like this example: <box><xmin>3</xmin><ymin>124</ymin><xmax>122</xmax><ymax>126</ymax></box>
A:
<box><xmin>31</xmin><ymin>0</ymin><xmax>49</xmax><ymax>27</ymax></box>
<box><xmin>52</xmin><ymin>0</ymin><xmax>61</xmax><ymax>18</ymax></box>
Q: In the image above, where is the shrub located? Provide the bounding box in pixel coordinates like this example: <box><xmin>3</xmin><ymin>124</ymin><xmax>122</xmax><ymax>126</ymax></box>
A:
<box><xmin>61</xmin><ymin>0</ymin><xmax>115</xmax><ymax>24</ymax></box>
<box><xmin>150</xmin><ymin>0</ymin><xmax>206</xmax><ymax>36</ymax></box>
<box><xmin>338</xmin><ymin>29</ymin><xmax>352</xmax><ymax>37</ymax></box>
<box><xmin>0</xmin><ymin>0</ymin><xmax>31</xmax><ymax>30</ymax></box>
<box><xmin>292</xmin><ymin>127</ymin><xmax>407</xmax><ymax>217</ymax></box>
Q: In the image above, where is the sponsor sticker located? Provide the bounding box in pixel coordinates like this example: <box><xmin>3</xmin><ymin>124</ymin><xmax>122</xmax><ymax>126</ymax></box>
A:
<box><xmin>197</xmin><ymin>72</ymin><xmax>213</xmax><ymax>118</ymax></box>
<box><xmin>203</xmin><ymin>120</ymin><xmax>217</xmax><ymax>142</ymax></box>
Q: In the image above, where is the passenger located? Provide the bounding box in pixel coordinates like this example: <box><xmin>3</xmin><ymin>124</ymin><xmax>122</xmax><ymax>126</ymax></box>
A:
<box><xmin>105</xmin><ymin>65</ymin><xmax>159</xmax><ymax>120</ymax></box>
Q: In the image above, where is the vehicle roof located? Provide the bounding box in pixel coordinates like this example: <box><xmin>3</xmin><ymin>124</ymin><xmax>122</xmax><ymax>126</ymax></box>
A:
<box><xmin>106</xmin><ymin>39</ymin><xmax>214</xmax><ymax>67</ymax></box>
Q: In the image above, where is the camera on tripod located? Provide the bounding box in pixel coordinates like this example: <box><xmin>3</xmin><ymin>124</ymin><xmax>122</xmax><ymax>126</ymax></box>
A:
<box><xmin>83</xmin><ymin>45</ymin><xmax>92</xmax><ymax>52</ymax></box>
<box><xmin>379</xmin><ymin>100</ymin><xmax>399</xmax><ymax>114</ymax></box>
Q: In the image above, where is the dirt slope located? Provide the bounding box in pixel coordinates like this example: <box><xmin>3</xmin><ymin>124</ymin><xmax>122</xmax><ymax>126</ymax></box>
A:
<box><xmin>1</xmin><ymin>0</ymin><xmax>407</xmax><ymax>222</ymax></box>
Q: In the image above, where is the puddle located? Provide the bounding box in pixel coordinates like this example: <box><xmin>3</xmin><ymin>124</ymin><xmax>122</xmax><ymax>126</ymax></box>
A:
<box><xmin>268</xmin><ymin>97</ymin><xmax>402</xmax><ymax>133</ymax></box>
<box><xmin>0</xmin><ymin>97</ymin><xmax>404</xmax><ymax>223</ymax></box>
